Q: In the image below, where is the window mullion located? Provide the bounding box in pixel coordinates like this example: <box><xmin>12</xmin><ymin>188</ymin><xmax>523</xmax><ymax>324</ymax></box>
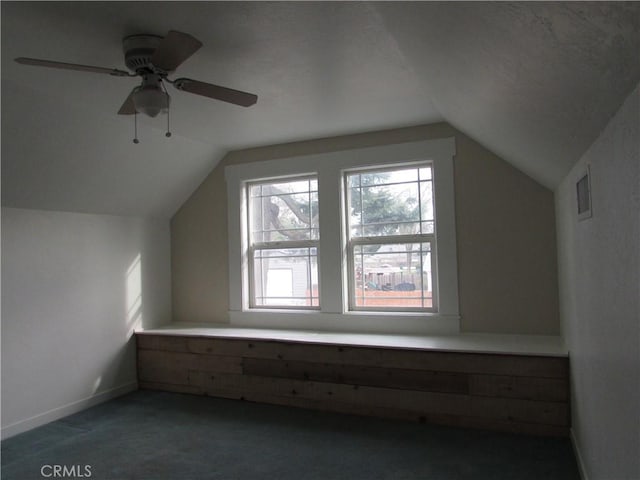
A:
<box><xmin>252</xmin><ymin>239</ymin><xmax>319</xmax><ymax>250</ymax></box>
<box><xmin>419</xmin><ymin>241</ymin><xmax>425</xmax><ymax>308</ymax></box>
<box><xmin>430</xmin><ymin>240</ymin><xmax>438</xmax><ymax>311</ymax></box>
<box><xmin>316</xmin><ymin>167</ymin><xmax>343</xmax><ymax>313</ymax></box>
<box><xmin>350</xmin><ymin>233</ymin><xmax>434</xmax><ymax>246</ymax></box>
<box><xmin>248</xmin><ymin>246</ymin><xmax>256</xmax><ymax>309</ymax></box>
<box><xmin>358</xmin><ymin>174</ymin><xmax>364</xmax><ymax>238</ymax></box>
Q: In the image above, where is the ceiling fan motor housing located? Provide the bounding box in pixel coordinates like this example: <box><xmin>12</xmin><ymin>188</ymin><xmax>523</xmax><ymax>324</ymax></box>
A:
<box><xmin>123</xmin><ymin>34</ymin><xmax>163</xmax><ymax>73</ymax></box>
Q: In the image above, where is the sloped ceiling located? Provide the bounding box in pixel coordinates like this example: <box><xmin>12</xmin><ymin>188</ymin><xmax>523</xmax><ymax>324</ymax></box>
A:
<box><xmin>2</xmin><ymin>2</ymin><xmax>639</xmax><ymax>218</ymax></box>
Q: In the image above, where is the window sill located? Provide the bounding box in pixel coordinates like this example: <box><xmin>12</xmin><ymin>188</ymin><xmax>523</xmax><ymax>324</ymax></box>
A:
<box><xmin>137</xmin><ymin>322</ymin><xmax>568</xmax><ymax>357</ymax></box>
<box><xmin>227</xmin><ymin>309</ymin><xmax>460</xmax><ymax>335</ymax></box>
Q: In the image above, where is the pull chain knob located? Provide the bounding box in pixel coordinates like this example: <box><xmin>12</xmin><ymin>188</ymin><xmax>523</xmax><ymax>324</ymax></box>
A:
<box><xmin>133</xmin><ymin>112</ymin><xmax>140</xmax><ymax>144</ymax></box>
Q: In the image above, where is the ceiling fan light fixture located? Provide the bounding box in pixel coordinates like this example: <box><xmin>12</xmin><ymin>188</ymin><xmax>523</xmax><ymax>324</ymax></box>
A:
<box><xmin>132</xmin><ymin>86</ymin><xmax>170</xmax><ymax>118</ymax></box>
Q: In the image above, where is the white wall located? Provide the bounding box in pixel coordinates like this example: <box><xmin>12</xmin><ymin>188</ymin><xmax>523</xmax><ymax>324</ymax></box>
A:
<box><xmin>1</xmin><ymin>208</ymin><xmax>171</xmax><ymax>439</ymax></box>
<box><xmin>556</xmin><ymin>84</ymin><xmax>639</xmax><ymax>480</ymax></box>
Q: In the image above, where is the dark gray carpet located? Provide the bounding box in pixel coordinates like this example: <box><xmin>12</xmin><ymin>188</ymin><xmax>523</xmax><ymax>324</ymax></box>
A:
<box><xmin>1</xmin><ymin>390</ymin><xmax>580</xmax><ymax>479</ymax></box>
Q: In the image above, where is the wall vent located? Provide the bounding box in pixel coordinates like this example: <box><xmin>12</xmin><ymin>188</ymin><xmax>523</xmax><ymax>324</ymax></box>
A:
<box><xmin>576</xmin><ymin>165</ymin><xmax>592</xmax><ymax>220</ymax></box>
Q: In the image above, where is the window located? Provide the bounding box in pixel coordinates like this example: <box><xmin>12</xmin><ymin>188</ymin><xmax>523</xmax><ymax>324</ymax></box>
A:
<box><xmin>247</xmin><ymin>177</ymin><xmax>319</xmax><ymax>308</ymax></box>
<box><xmin>346</xmin><ymin>165</ymin><xmax>436</xmax><ymax>311</ymax></box>
<box><xmin>226</xmin><ymin>138</ymin><xmax>459</xmax><ymax>335</ymax></box>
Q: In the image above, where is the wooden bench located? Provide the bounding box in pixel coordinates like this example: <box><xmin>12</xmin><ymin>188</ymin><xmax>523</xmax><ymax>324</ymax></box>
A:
<box><xmin>136</xmin><ymin>327</ymin><xmax>569</xmax><ymax>436</ymax></box>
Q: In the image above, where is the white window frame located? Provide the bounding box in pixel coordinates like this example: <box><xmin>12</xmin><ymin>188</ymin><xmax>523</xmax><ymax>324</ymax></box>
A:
<box><xmin>246</xmin><ymin>175</ymin><xmax>320</xmax><ymax>310</ymax></box>
<box><xmin>226</xmin><ymin>138</ymin><xmax>459</xmax><ymax>335</ymax></box>
<box><xmin>345</xmin><ymin>163</ymin><xmax>437</xmax><ymax>313</ymax></box>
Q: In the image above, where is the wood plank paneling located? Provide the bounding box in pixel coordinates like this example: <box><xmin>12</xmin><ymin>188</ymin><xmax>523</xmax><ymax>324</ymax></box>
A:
<box><xmin>178</xmin><ymin>336</ymin><xmax>567</xmax><ymax>378</ymax></box>
<box><xmin>137</xmin><ymin>334</ymin><xmax>189</xmax><ymax>352</ymax></box>
<box><xmin>469</xmin><ymin>374</ymin><xmax>568</xmax><ymax>402</ymax></box>
<box><xmin>190</xmin><ymin>389</ymin><xmax>568</xmax><ymax>437</ymax></box>
<box><xmin>242</xmin><ymin>357</ymin><xmax>470</xmax><ymax>394</ymax></box>
<box><xmin>139</xmin><ymin>381</ymin><xmax>203</xmax><ymax>395</ymax></box>
<box><xmin>189</xmin><ymin>372</ymin><xmax>567</xmax><ymax>426</ymax></box>
<box><xmin>136</xmin><ymin>333</ymin><xmax>570</xmax><ymax>437</ymax></box>
<box><xmin>138</xmin><ymin>350</ymin><xmax>242</xmax><ymax>384</ymax></box>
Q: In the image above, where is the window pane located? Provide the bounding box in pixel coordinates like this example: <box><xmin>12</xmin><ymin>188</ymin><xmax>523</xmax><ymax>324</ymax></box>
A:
<box><xmin>362</xmin><ymin>222</ymin><xmax>420</xmax><ymax>236</ymax></box>
<box><xmin>421</xmin><ymin>221</ymin><xmax>435</xmax><ymax>235</ymax></box>
<box><xmin>347</xmin><ymin>165</ymin><xmax>433</xmax><ymax>238</ymax></box>
<box><xmin>361</xmin><ymin>183</ymin><xmax>420</xmax><ymax>224</ymax></box>
<box><xmin>359</xmin><ymin>168</ymin><xmax>419</xmax><ymax>186</ymax></box>
<box><xmin>253</xmin><ymin>248</ymin><xmax>319</xmax><ymax>307</ymax></box>
<box><xmin>420</xmin><ymin>181</ymin><xmax>434</xmax><ymax>221</ymax></box>
<box><xmin>352</xmin><ymin>243</ymin><xmax>433</xmax><ymax>309</ymax></box>
<box><xmin>249</xmin><ymin>178</ymin><xmax>319</xmax><ymax>243</ymax></box>
<box><xmin>419</xmin><ymin>167</ymin><xmax>432</xmax><ymax>180</ymax></box>
<box><xmin>265</xmin><ymin>179</ymin><xmax>315</xmax><ymax>195</ymax></box>
<box><xmin>310</xmin><ymin>192</ymin><xmax>319</xmax><ymax>229</ymax></box>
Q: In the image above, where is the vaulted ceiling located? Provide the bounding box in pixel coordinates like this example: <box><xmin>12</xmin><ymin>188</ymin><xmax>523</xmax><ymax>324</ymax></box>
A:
<box><xmin>2</xmin><ymin>2</ymin><xmax>639</xmax><ymax>218</ymax></box>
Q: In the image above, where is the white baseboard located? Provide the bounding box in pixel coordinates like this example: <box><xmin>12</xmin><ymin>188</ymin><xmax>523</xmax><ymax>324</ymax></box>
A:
<box><xmin>1</xmin><ymin>382</ymin><xmax>138</xmax><ymax>440</ymax></box>
<box><xmin>570</xmin><ymin>427</ymin><xmax>589</xmax><ymax>480</ymax></box>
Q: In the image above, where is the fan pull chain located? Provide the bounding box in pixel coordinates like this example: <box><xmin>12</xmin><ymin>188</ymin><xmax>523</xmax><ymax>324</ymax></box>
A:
<box><xmin>166</xmin><ymin>106</ymin><xmax>172</xmax><ymax>138</ymax></box>
<box><xmin>163</xmin><ymin>82</ymin><xmax>172</xmax><ymax>138</ymax></box>
<box><xmin>133</xmin><ymin>112</ymin><xmax>140</xmax><ymax>144</ymax></box>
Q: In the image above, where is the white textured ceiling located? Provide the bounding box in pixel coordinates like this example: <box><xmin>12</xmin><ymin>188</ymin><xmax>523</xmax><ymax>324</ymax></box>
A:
<box><xmin>2</xmin><ymin>2</ymin><xmax>639</xmax><ymax>218</ymax></box>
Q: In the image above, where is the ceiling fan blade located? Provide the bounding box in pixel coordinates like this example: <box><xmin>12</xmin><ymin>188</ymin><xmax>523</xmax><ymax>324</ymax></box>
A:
<box><xmin>173</xmin><ymin>78</ymin><xmax>257</xmax><ymax>107</ymax></box>
<box><xmin>117</xmin><ymin>89</ymin><xmax>137</xmax><ymax>115</ymax></box>
<box><xmin>15</xmin><ymin>57</ymin><xmax>131</xmax><ymax>77</ymax></box>
<box><xmin>151</xmin><ymin>31</ymin><xmax>202</xmax><ymax>72</ymax></box>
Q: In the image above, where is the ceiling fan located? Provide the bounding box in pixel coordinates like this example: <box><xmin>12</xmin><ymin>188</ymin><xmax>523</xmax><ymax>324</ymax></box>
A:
<box><xmin>15</xmin><ymin>30</ymin><xmax>258</xmax><ymax>122</ymax></box>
